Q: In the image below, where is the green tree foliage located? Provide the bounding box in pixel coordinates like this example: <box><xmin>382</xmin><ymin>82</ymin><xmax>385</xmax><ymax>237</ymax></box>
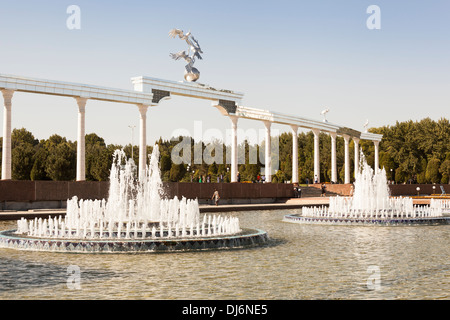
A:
<box><xmin>373</xmin><ymin>118</ymin><xmax>449</xmax><ymax>183</ymax></box>
<box><xmin>425</xmin><ymin>158</ymin><xmax>441</xmax><ymax>183</ymax></box>
<box><xmin>169</xmin><ymin>163</ymin><xmax>186</xmax><ymax>182</ymax></box>
<box><xmin>11</xmin><ymin>128</ymin><xmax>38</xmax><ymax>180</ymax></box>
<box><xmin>45</xmin><ymin>136</ymin><xmax>76</xmax><ymax>181</ymax></box>
<box><xmin>4</xmin><ymin>117</ymin><xmax>449</xmax><ymax>183</ymax></box>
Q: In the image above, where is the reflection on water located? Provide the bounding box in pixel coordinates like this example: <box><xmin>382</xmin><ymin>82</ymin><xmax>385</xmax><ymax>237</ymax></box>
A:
<box><xmin>0</xmin><ymin>209</ymin><xmax>449</xmax><ymax>299</ymax></box>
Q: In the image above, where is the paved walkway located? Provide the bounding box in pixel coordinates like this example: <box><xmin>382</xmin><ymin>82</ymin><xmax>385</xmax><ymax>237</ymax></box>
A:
<box><xmin>0</xmin><ymin>197</ymin><xmax>436</xmax><ymax>220</ymax></box>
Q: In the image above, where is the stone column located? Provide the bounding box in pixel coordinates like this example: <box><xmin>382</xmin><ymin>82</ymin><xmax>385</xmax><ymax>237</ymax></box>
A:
<box><xmin>343</xmin><ymin>134</ymin><xmax>350</xmax><ymax>184</ymax></box>
<box><xmin>1</xmin><ymin>90</ymin><xmax>14</xmax><ymax>180</ymax></box>
<box><xmin>290</xmin><ymin>125</ymin><xmax>299</xmax><ymax>184</ymax></box>
<box><xmin>312</xmin><ymin>128</ymin><xmax>320</xmax><ymax>183</ymax></box>
<box><xmin>373</xmin><ymin>140</ymin><xmax>380</xmax><ymax>173</ymax></box>
<box><xmin>138</xmin><ymin>104</ymin><xmax>149</xmax><ymax>181</ymax></box>
<box><xmin>229</xmin><ymin>115</ymin><xmax>239</xmax><ymax>183</ymax></box>
<box><xmin>76</xmin><ymin>97</ymin><xmax>87</xmax><ymax>181</ymax></box>
<box><xmin>353</xmin><ymin>137</ymin><xmax>360</xmax><ymax>178</ymax></box>
<box><xmin>330</xmin><ymin>132</ymin><xmax>337</xmax><ymax>183</ymax></box>
<box><xmin>263</xmin><ymin>121</ymin><xmax>272</xmax><ymax>183</ymax></box>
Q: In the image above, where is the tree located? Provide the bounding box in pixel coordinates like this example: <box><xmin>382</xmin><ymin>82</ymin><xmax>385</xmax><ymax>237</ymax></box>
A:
<box><xmin>425</xmin><ymin>158</ymin><xmax>441</xmax><ymax>183</ymax></box>
<box><xmin>11</xmin><ymin>128</ymin><xmax>38</xmax><ymax>180</ymax></box>
<box><xmin>45</xmin><ymin>138</ymin><xmax>76</xmax><ymax>181</ymax></box>
<box><xmin>11</xmin><ymin>128</ymin><xmax>38</xmax><ymax>147</ymax></box>
<box><xmin>208</xmin><ymin>163</ymin><xmax>218</xmax><ymax>175</ymax></box>
<box><xmin>169</xmin><ymin>163</ymin><xmax>186</xmax><ymax>182</ymax></box>
<box><xmin>440</xmin><ymin>160</ymin><xmax>450</xmax><ymax>184</ymax></box>
<box><xmin>160</xmin><ymin>154</ymin><xmax>172</xmax><ymax>172</ymax></box>
<box><xmin>30</xmin><ymin>144</ymin><xmax>49</xmax><ymax>180</ymax></box>
<box><xmin>90</xmin><ymin>145</ymin><xmax>116</xmax><ymax>181</ymax></box>
<box><xmin>11</xmin><ymin>142</ymin><xmax>35</xmax><ymax>180</ymax></box>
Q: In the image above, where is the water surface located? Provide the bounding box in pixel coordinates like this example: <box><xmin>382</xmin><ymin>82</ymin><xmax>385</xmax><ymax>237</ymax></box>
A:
<box><xmin>0</xmin><ymin>209</ymin><xmax>448</xmax><ymax>299</ymax></box>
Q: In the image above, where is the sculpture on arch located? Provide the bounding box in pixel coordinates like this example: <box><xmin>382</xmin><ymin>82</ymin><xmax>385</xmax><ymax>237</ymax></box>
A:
<box><xmin>169</xmin><ymin>28</ymin><xmax>203</xmax><ymax>82</ymax></box>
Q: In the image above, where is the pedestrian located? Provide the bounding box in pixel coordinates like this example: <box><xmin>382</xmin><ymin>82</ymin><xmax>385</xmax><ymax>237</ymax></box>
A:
<box><xmin>321</xmin><ymin>183</ymin><xmax>326</xmax><ymax>197</ymax></box>
<box><xmin>237</xmin><ymin>172</ymin><xmax>241</xmax><ymax>182</ymax></box>
<box><xmin>293</xmin><ymin>185</ymin><xmax>298</xmax><ymax>198</ymax></box>
<box><xmin>211</xmin><ymin>189</ymin><xmax>220</xmax><ymax>206</ymax></box>
<box><xmin>314</xmin><ymin>175</ymin><xmax>318</xmax><ymax>184</ymax></box>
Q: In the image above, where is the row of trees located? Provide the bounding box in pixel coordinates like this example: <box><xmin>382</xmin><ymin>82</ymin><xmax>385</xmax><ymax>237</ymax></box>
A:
<box><xmin>0</xmin><ymin>117</ymin><xmax>449</xmax><ymax>184</ymax></box>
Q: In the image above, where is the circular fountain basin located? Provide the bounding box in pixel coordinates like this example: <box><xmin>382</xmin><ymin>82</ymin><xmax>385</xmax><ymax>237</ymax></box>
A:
<box><xmin>0</xmin><ymin>228</ymin><xmax>269</xmax><ymax>253</ymax></box>
<box><xmin>283</xmin><ymin>214</ymin><xmax>450</xmax><ymax>226</ymax></box>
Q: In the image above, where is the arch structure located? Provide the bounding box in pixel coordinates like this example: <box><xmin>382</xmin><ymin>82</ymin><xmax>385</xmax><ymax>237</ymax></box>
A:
<box><xmin>1</xmin><ymin>74</ymin><xmax>382</xmax><ymax>184</ymax></box>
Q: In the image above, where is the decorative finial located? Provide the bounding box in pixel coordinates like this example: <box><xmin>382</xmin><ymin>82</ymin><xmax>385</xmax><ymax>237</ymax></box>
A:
<box><xmin>321</xmin><ymin>108</ymin><xmax>330</xmax><ymax>122</ymax></box>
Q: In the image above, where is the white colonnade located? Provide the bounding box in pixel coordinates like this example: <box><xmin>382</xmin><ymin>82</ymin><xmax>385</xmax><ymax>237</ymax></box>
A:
<box><xmin>0</xmin><ymin>74</ymin><xmax>154</xmax><ymax>181</ymax></box>
<box><xmin>1</xmin><ymin>74</ymin><xmax>382</xmax><ymax>184</ymax></box>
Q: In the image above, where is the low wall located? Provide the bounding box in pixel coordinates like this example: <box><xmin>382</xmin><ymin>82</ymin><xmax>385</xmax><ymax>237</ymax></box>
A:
<box><xmin>0</xmin><ymin>181</ymin><xmax>448</xmax><ymax>210</ymax></box>
<box><xmin>389</xmin><ymin>184</ymin><xmax>450</xmax><ymax>196</ymax></box>
<box><xmin>0</xmin><ymin>180</ymin><xmax>110</xmax><ymax>202</ymax></box>
<box><xmin>308</xmin><ymin>183</ymin><xmax>450</xmax><ymax>197</ymax></box>
<box><xmin>0</xmin><ymin>181</ymin><xmax>295</xmax><ymax>210</ymax></box>
<box><xmin>163</xmin><ymin>182</ymin><xmax>294</xmax><ymax>201</ymax></box>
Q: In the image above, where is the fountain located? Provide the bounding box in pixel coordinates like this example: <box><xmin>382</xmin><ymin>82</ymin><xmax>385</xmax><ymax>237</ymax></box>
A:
<box><xmin>0</xmin><ymin>146</ymin><xmax>269</xmax><ymax>253</ymax></box>
<box><xmin>284</xmin><ymin>153</ymin><xmax>450</xmax><ymax>226</ymax></box>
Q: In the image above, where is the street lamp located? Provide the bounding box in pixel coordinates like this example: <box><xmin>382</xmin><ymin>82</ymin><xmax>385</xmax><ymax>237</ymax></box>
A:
<box><xmin>432</xmin><ymin>185</ymin><xmax>436</xmax><ymax>195</ymax></box>
<box><xmin>128</xmin><ymin>125</ymin><xmax>136</xmax><ymax>161</ymax></box>
<box><xmin>416</xmin><ymin>187</ymin><xmax>420</xmax><ymax>196</ymax></box>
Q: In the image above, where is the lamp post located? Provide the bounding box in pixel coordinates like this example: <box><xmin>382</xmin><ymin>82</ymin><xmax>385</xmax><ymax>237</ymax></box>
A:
<box><xmin>128</xmin><ymin>125</ymin><xmax>136</xmax><ymax>161</ymax></box>
<box><xmin>432</xmin><ymin>185</ymin><xmax>436</xmax><ymax>195</ymax></box>
<box><xmin>416</xmin><ymin>187</ymin><xmax>420</xmax><ymax>196</ymax></box>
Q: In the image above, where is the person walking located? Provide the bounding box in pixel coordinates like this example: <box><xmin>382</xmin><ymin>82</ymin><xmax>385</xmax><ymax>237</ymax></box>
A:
<box><xmin>321</xmin><ymin>183</ymin><xmax>326</xmax><ymax>197</ymax></box>
<box><xmin>211</xmin><ymin>189</ymin><xmax>220</xmax><ymax>206</ymax></box>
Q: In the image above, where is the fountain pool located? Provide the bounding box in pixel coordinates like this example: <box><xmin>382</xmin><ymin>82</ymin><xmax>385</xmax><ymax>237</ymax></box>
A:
<box><xmin>0</xmin><ymin>146</ymin><xmax>269</xmax><ymax>253</ymax></box>
<box><xmin>284</xmin><ymin>154</ymin><xmax>450</xmax><ymax>226</ymax></box>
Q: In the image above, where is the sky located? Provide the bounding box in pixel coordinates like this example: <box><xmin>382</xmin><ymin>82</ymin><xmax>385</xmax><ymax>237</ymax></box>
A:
<box><xmin>0</xmin><ymin>0</ymin><xmax>449</xmax><ymax>146</ymax></box>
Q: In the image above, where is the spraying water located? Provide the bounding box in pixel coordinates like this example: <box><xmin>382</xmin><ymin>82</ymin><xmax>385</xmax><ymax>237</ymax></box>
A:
<box><xmin>301</xmin><ymin>152</ymin><xmax>443</xmax><ymax>219</ymax></box>
<box><xmin>16</xmin><ymin>146</ymin><xmax>241</xmax><ymax>239</ymax></box>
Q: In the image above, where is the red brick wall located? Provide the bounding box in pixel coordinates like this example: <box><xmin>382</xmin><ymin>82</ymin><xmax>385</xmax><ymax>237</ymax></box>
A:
<box><xmin>389</xmin><ymin>184</ymin><xmax>450</xmax><ymax>196</ymax></box>
<box><xmin>0</xmin><ymin>181</ymin><xmax>294</xmax><ymax>202</ymax></box>
<box><xmin>163</xmin><ymin>182</ymin><xmax>294</xmax><ymax>200</ymax></box>
<box><xmin>2</xmin><ymin>180</ymin><xmax>445</xmax><ymax>202</ymax></box>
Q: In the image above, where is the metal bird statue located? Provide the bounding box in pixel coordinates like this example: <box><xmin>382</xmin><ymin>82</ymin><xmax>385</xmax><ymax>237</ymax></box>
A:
<box><xmin>169</xmin><ymin>29</ymin><xmax>203</xmax><ymax>82</ymax></box>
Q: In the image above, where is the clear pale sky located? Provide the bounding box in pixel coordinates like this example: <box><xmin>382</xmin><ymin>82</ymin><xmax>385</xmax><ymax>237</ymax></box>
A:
<box><xmin>0</xmin><ymin>0</ymin><xmax>449</xmax><ymax>146</ymax></box>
